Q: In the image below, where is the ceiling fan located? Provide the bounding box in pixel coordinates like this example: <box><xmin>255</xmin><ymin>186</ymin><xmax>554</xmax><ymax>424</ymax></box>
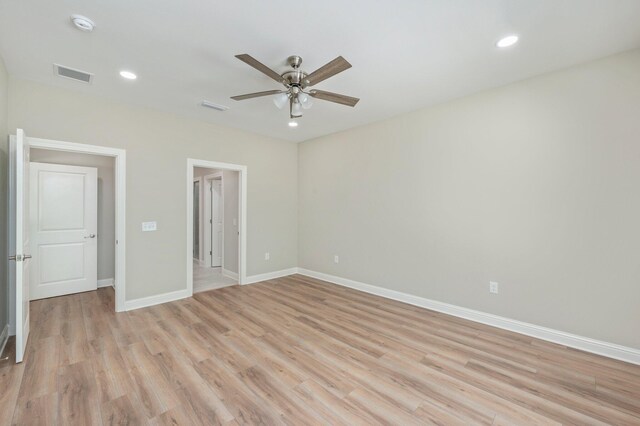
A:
<box><xmin>231</xmin><ymin>54</ymin><xmax>359</xmax><ymax>120</ymax></box>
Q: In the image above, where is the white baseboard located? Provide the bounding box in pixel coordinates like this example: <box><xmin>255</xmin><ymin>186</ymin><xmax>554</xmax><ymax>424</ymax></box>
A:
<box><xmin>97</xmin><ymin>278</ymin><xmax>114</xmax><ymax>288</ymax></box>
<box><xmin>124</xmin><ymin>288</ymin><xmax>191</xmax><ymax>311</ymax></box>
<box><xmin>297</xmin><ymin>268</ymin><xmax>640</xmax><ymax>366</ymax></box>
<box><xmin>244</xmin><ymin>267</ymin><xmax>299</xmax><ymax>285</ymax></box>
<box><xmin>222</xmin><ymin>268</ymin><xmax>239</xmax><ymax>280</ymax></box>
<box><xmin>0</xmin><ymin>324</ymin><xmax>9</xmax><ymax>358</ymax></box>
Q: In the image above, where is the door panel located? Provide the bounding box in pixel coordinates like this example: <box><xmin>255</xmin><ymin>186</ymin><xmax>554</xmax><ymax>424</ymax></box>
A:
<box><xmin>39</xmin><ymin>243</ymin><xmax>85</xmax><ymax>283</ymax></box>
<box><xmin>39</xmin><ymin>171</ymin><xmax>86</xmax><ymax>230</ymax></box>
<box><xmin>30</xmin><ymin>162</ymin><xmax>98</xmax><ymax>300</ymax></box>
<box><xmin>9</xmin><ymin>129</ymin><xmax>31</xmax><ymax>363</ymax></box>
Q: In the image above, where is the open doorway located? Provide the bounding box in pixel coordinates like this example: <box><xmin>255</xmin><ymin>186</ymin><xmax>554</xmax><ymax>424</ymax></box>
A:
<box><xmin>29</xmin><ymin>149</ymin><xmax>116</xmax><ymax>298</ymax></box>
<box><xmin>192</xmin><ymin>167</ymin><xmax>239</xmax><ymax>292</ymax></box>
<box><xmin>8</xmin><ymin>130</ymin><xmax>126</xmax><ymax>362</ymax></box>
<box><xmin>187</xmin><ymin>159</ymin><xmax>247</xmax><ymax>295</ymax></box>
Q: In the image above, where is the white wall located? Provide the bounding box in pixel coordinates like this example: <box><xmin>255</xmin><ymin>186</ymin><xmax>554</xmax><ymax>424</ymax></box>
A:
<box><xmin>29</xmin><ymin>149</ymin><xmax>115</xmax><ymax>281</ymax></box>
<box><xmin>298</xmin><ymin>49</ymin><xmax>640</xmax><ymax>350</ymax></box>
<box><xmin>9</xmin><ymin>78</ymin><xmax>298</xmax><ymax>301</ymax></box>
<box><xmin>0</xmin><ymin>55</ymin><xmax>8</xmax><ymax>336</ymax></box>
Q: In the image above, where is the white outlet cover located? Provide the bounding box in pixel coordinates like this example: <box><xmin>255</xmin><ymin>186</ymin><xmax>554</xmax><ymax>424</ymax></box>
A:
<box><xmin>334</xmin><ymin>255</ymin><xmax>339</xmax><ymax>264</ymax></box>
<box><xmin>142</xmin><ymin>221</ymin><xmax>157</xmax><ymax>232</ymax></box>
<box><xmin>489</xmin><ymin>281</ymin><xmax>499</xmax><ymax>294</ymax></box>
<box><xmin>265</xmin><ymin>252</ymin><xmax>270</xmax><ymax>260</ymax></box>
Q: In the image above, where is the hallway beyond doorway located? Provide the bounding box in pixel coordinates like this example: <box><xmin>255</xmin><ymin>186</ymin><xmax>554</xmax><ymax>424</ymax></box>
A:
<box><xmin>193</xmin><ymin>260</ymin><xmax>236</xmax><ymax>293</ymax></box>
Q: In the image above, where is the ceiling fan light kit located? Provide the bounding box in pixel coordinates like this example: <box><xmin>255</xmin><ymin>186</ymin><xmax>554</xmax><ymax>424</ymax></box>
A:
<box><xmin>231</xmin><ymin>54</ymin><xmax>359</xmax><ymax>121</ymax></box>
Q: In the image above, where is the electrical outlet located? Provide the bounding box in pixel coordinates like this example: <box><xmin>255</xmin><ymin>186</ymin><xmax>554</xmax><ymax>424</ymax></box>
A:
<box><xmin>264</xmin><ymin>252</ymin><xmax>270</xmax><ymax>261</ymax></box>
<box><xmin>489</xmin><ymin>281</ymin><xmax>499</xmax><ymax>294</ymax></box>
<box><xmin>142</xmin><ymin>221</ymin><xmax>157</xmax><ymax>232</ymax></box>
<box><xmin>334</xmin><ymin>255</ymin><xmax>339</xmax><ymax>264</ymax></box>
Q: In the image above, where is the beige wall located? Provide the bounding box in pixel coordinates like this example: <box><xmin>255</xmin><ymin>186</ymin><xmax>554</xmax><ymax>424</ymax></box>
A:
<box><xmin>0</xmin><ymin>56</ymin><xmax>8</xmax><ymax>335</ymax></box>
<box><xmin>298</xmin><ymin>49</ymin><xmax>640</xmax><ymax>349</ymax></box>
<box><xmin>9</xmin><ymin>78</ymin><xmax>298</xmax><ymax>300</ymax></box>
<box><xmin>29</xmin><ymin>149</ymin><xmax>115</xmax><ymax>281</ymax></box>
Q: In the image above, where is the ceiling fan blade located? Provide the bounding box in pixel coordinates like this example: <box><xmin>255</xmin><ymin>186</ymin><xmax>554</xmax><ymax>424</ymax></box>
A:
<box><xmin>304</xmin><ymin>56</ymin><xmax>352</xmax><ymax>86</ymax></box>
<box><xmin>235</xmin><ymin>54</ymin><xmax>283</xmax><ymax>83</ymax></box>
<box><xmin>309</xmin><ymin>90</ymin><xmax>359</xmax><ymax>107</ymax></box>
<box><xmin>230</xmin><ymin>90</ymin><xmax>284</xmax><ymax>101</ymax></box>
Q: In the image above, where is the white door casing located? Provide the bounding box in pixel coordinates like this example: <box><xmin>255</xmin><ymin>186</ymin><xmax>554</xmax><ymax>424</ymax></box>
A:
<box><xmin>30</xmin><ymin>162</ymin><xmax>98</xmax><ymax>300</ymax></box>
<box><xmin>8</xmin><ymin>129</ymin><xmax>31</xmax><ymax>363</ymax></box>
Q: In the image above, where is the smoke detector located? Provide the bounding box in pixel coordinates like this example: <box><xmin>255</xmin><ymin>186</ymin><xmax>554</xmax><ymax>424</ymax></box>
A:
<box><xmin>71</xmin><ymin>15</ymin><xmax>95</xmax><ymax>32</ymax></box>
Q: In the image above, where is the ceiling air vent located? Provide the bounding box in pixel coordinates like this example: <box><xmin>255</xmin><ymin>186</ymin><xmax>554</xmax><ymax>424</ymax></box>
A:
<box><xmin>201</xmin><ymin>100</ymin><xmax>229</xmax><ymax>111</ymax></box>
<box><xmin>53</xmin><ymin>64</ymin><xmax>93</xmax><ymax>84</ymax></box>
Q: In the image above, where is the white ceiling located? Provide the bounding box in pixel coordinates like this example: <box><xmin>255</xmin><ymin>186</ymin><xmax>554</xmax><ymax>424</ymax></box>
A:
<box><xmin>1</xmin><ymin>0</ymin><xmax>640</xmax><ymax>143</ymax></box>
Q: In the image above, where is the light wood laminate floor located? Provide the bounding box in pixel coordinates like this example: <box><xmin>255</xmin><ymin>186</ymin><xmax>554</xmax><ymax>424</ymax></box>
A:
<box><xmin>1</xmin><ymin>274</ymin><xmax>639</xmax><ymax>425</ymax></box>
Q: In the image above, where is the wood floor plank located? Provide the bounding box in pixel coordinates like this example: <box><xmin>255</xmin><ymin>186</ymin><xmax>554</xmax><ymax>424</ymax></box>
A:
<box><xmin>2</xmin><ymin>279</ymin><xmax>639</xmax><ymax>425</ymax></box>
<box><xmin>11</xmin><ymin>393</ymin><xmax>59</xmax><ymax>426</ymax></box>
<box><xmin>194</xmin><ymin>357</ymin><xmax>283</xmax><ymax>425</ymax></box>
<box><xmin>0</xmin><ymin>363</ymin><xmax>24</xmax><ymax>426</ymax></box>
<box><xmin>57</xmin><ymin>360</ymin><xmax>102</xmax><ymax>425</ymax></box>
<box><xmin>101</xmin><ymin>394</ymin><xmax>148</xmax><ymax>426</ymax></box>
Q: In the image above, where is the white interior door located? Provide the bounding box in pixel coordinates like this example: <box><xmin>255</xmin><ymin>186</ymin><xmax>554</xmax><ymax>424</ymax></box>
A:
<box><xmin>29</xmin><ymin>162</ymin><xmax>98</xmax><ymax>300</ymax></box>
<box><xmin>9</xmin><ymin>129</ymin><xmax>31</xmax><ymax>363</ymax></box>
<box><xmin>211</xmin><ymin>180</ymin><xmax>223</xmax><ymax>267</ymax></box>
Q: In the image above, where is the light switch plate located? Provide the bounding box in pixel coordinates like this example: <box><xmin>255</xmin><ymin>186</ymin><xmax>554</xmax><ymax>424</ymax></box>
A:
<box><xmin>142</xmin><ymin>221</ymin><xmax>157</xmax><ymax>232</ymax></box>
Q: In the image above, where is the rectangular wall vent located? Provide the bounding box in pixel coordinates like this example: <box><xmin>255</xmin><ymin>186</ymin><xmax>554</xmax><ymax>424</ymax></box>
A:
<box><xmin>201</xmin><ymin>100</ymin><xmax>229</xmax><ymax>111</ymax></box>
<box><xmin>53</xmin><ymin>64</ymin><xmax>93</xmax><ymax>84</ymax></box>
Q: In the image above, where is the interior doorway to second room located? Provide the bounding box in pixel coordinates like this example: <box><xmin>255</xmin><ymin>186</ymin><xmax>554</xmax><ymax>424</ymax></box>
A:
<box><xmin>192</xmin><ymin>167</ymin><xmax>240</xmax><ymax>292</ymax></box>
<box><xmin>29</xmin><ymin>148</ymin><xmax>116</xmax><ymax>300</ymax></box>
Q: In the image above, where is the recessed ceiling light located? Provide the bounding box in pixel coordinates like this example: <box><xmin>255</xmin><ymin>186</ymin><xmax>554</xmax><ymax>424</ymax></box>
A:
<box><xmin>288</xmin><ymin>121</ymin><xmax>298</xmax><ymax>128</ymax></box>
<box><xmin>119</xmin><ymin>70</ymin><xmax>137</xmax><ymax>80</ymax></box>
<box><xmin>71</xmin><ymin>15</ymin><xmax>95</xmax><ymax>32</ymax></box>
<box><xmin>496</xmin><ymin>35</ymin><xmax>519</xmax><ymax>48</ymax></box>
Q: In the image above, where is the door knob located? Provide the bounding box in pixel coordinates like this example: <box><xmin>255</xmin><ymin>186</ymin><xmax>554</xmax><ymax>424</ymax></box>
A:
<box><xmin>8</xmin><ymin>254</ymin><xmax>31</xmax><ymax>261</ymax></box>
<box><xmin>84</xmin><ymin>234</ymin><xmax>96</xmax><ymax>239</ymax></box>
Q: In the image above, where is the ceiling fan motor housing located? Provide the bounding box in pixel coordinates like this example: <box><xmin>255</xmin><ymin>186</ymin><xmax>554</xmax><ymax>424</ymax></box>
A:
<box><xmin>282</xmin><ymin>70</ymin><xmax>308</xmax><ymax>87</ymax></box>
<box><xmin>283</xmin><ymin>56</ymin><xmax>310</xmax><ymax>87</ymax></box>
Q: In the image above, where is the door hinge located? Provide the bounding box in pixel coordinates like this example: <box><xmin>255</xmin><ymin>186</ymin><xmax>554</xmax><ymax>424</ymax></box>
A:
<box><xmin>209</xmin><ymin>251</ymin><xmax>212</xmax><ymax>255</ymax></box>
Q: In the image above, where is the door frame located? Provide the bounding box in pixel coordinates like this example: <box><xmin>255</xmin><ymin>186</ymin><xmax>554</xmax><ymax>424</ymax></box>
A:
<box><xmin>187</xmin><ymin>159</ymin><xmax>246</xmax><ymax>294</ymax></box>
<box><xmin>14</xmin><ymin>136</ymin><xmax>127</xmax><ymax>312</ymax></box>
<box><xmin>203</xmin><ymin>172</ymin><xmax>223</xmax><ymax>269</ymax></box>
